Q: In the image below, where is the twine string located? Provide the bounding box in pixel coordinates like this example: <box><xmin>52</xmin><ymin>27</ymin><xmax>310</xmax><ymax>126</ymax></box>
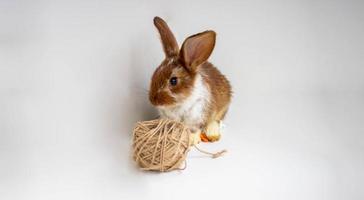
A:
<box><xmin>132</xmin><ymin>119</ymin><xmax>227</xmax><ymax>172</ymax></box>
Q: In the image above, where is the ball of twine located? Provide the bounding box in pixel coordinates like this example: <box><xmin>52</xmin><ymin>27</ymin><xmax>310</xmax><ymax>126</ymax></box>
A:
<box><xmin>132</xmin><ymin>119</ymin><xmax>227</xmax><ymax>172</ymax></box>
<box><xmin>132</xmin><ymin>119</ymin><xmax>191</xmax><ymax>172</ymax></box>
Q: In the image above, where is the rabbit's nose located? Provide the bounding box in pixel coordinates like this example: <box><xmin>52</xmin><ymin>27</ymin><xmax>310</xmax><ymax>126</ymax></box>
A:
<box><xmin>153</xmin><ymin>95</ymin><xmax>158</xmax><ymax>102</ymax></box>
<box><xmin>149</xmin><ymin>93</ymin><xmax>158</xmax><ymax>105</ymax></box>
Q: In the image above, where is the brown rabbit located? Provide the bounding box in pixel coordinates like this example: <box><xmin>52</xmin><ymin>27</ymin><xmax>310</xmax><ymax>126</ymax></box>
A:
<box><xmin>149</xmin><ymin>17</ymin><xmax>232</xmax><ymax>142</ymax></box>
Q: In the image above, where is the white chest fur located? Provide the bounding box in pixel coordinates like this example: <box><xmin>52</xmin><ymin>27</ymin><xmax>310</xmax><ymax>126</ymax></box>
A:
<box><xmin>157</xmin><ymin>74</ymin><xmax>210</xmax><ymax>131</ymax></box>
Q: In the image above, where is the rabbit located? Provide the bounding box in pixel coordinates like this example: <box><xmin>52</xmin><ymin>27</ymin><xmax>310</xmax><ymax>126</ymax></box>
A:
<box><xmin>149</xmin><ymin>16</ymin><xmax>232</xmax><ymax>142</ymax></box>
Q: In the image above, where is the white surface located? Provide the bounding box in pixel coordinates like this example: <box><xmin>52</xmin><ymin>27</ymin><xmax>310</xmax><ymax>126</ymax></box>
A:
<box><xmin>1</xmin><ymin>0</ymin><xmax>364</xmax><ymax>200</ymax></box>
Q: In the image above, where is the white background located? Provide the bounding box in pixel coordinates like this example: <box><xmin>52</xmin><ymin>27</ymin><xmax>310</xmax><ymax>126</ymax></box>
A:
<box><xmin>1</xmin><ymin>0</ymin><xmax>364</xmax><ymax>199</ymax></box>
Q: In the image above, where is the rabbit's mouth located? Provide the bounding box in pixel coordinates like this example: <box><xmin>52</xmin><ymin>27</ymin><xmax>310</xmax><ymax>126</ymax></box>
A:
<box><xmin>149</xmin><ymin>91</ymin><xmax>176</xmax><ymax>107</ymax></box>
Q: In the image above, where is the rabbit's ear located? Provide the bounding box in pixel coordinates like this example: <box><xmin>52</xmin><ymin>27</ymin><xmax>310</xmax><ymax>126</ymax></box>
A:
<box><xmin>153</xmin><ymin>17</ymin><xmax>179</xmax><ymax>57</ymax></box>
<box><xmin>179</xmin><ymin>31</ymin><xmax>216</xmax><ymax>72</ymax></box>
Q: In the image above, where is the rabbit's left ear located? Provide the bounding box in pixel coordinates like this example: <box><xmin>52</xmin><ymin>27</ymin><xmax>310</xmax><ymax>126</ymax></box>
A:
<box><xmin>153</xmin><ymin>17</ymin><xmax>179</xmax><ymax>57</ymax></box>
<box><xmin>179</xmin><ymin>31</ymin><xmax>216</xmax><ymax>72</ymax></box>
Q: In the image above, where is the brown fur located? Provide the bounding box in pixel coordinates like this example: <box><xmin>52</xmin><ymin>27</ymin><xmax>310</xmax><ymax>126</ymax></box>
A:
<box><xmin>180</xmin><ymin>31</ymin><xmax>216</xmax><ymax>71</ymax></box>
<box><xmin>199</xmin><ymin>62</ymin><xmax>232</xmax><ymax>123</ymax></box>
<box><xmin>149</xmin><ymin>17</ymin><xmax>232</xmax><ymax>138</ymax></box>
<box><xmin>149</xmin><ymin>58</ymin><xmax>195</xmax><ymax>106</ymax></box>
<box><xmin>153</xmin><ymin>17</ymin><xmax>179</xmax><ymax>57</ymax></box>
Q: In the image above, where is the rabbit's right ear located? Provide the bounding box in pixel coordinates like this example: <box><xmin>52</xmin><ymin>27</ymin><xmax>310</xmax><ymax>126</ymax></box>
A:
<box><xmin>179</xmin><ymin>31</ymin><xmax>216</xmax><ymax>72</ymax></box>
<box><xmin>153</xmin><ymin>17</ymin><xmax>179</xmax><ymax>57</ymax></box>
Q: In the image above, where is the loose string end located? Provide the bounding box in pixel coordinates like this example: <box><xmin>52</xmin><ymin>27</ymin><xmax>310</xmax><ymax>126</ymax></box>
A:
<box><xmin>211</xmin><ymin>149</ymin><xmax>227</xmax><ymax>158</ymax></box>
<box><xmin>193</xmin><ymin>145</ymin><xmax>227</xmax><ymax>159</ymax></box>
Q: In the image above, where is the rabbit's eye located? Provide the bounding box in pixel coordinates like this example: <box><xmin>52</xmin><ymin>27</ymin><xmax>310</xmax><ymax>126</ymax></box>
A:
<box><xmin>169</xmin><ymin>77</ymin><xmax>178</xmax><ymax>86</ymax></box>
